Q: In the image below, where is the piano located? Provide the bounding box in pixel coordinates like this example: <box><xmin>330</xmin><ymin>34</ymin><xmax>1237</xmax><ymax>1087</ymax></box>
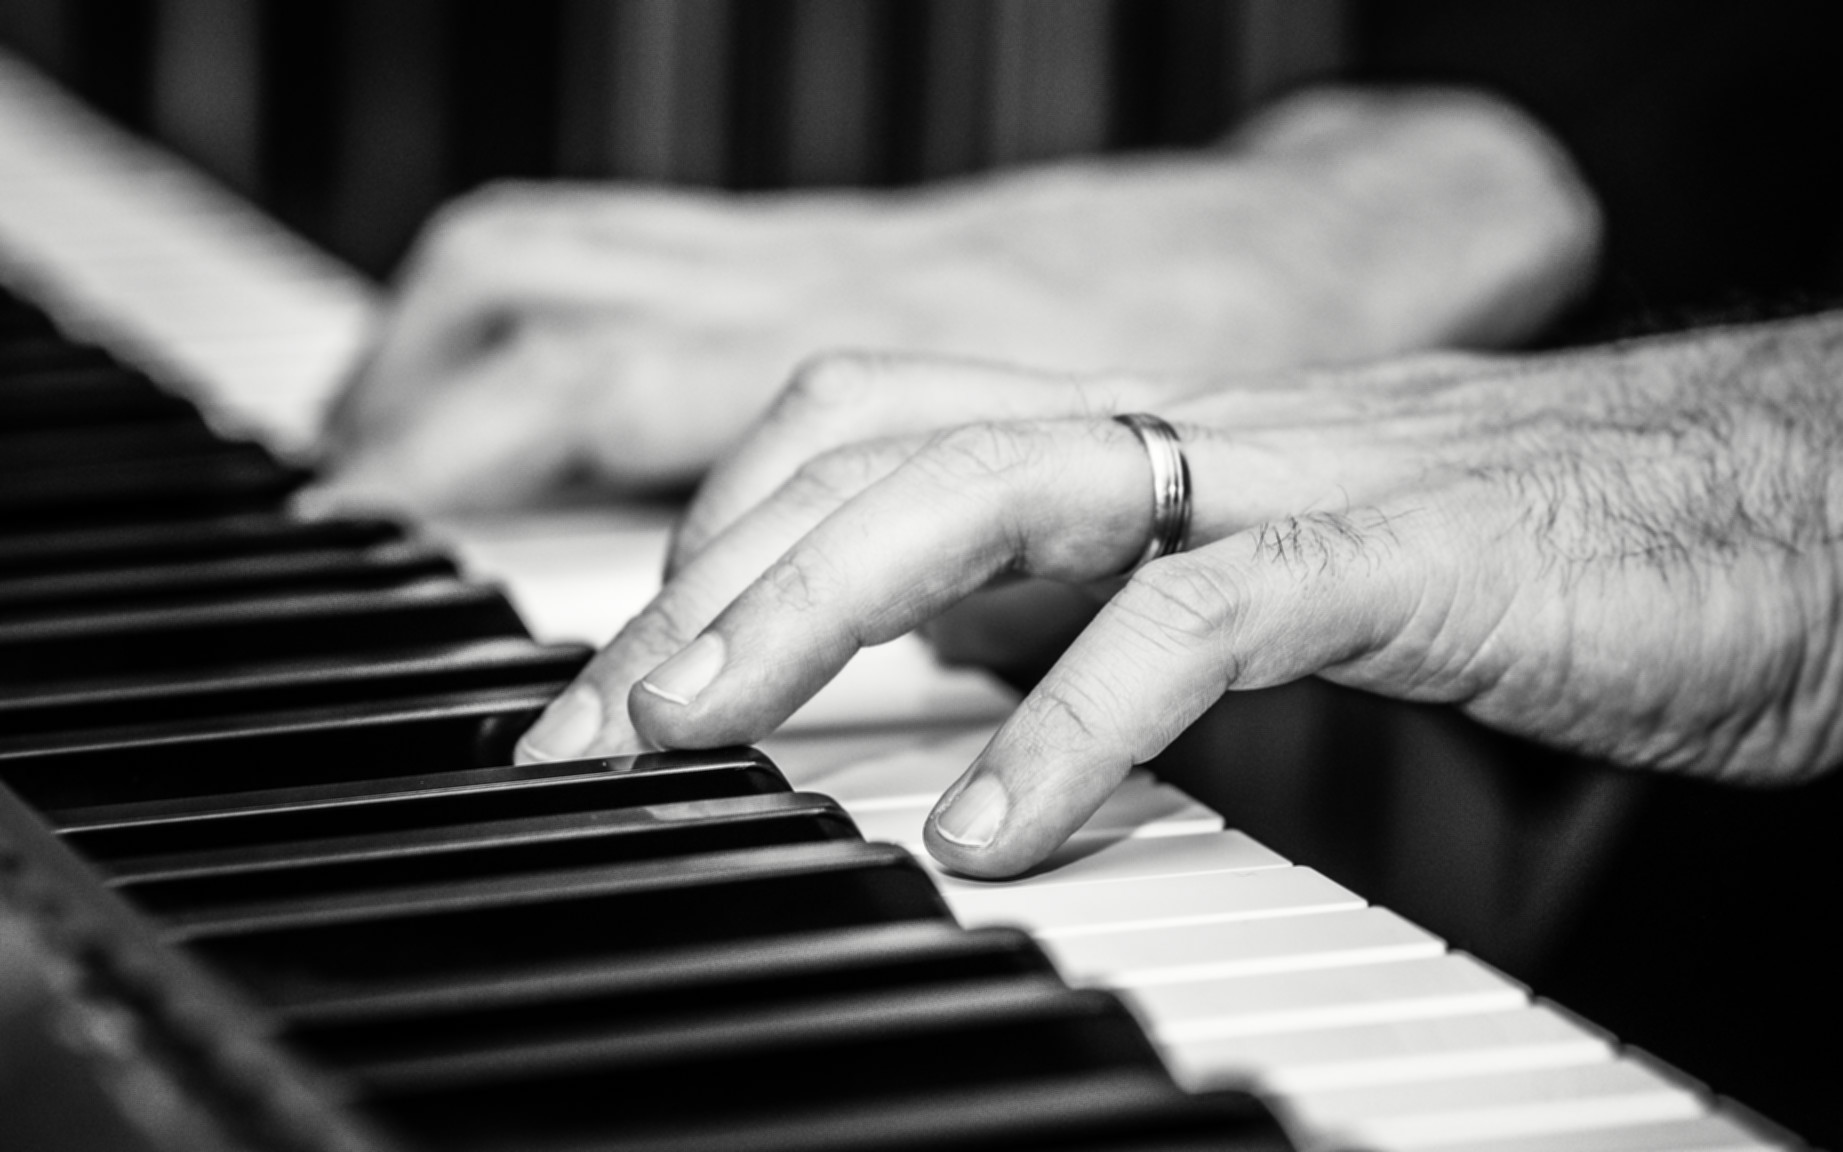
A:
<box><xmin>0</xmin><ymin>44</ymin><xmax>1816</xmax><ymax>1152</ymax></box>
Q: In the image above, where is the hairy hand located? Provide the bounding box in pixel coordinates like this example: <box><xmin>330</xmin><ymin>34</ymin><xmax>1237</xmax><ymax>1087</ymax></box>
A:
<box><xmin>312</xmin><ymin>87</ymin><xmax>1597</xmax><ymax>513</ymax></box>
<box><xmin>519</xmin><ymin>314</ymin><xmax>1843</xmax><ymax>877</ymax></box>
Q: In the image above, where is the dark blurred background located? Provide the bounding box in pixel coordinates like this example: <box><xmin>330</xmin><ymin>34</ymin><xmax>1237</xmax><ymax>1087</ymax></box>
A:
<box><xmin>0</xmin><ymin>0</ymin><xmax>1839</xmax><ymax>1144</ymax></box>
<box><xmin>3</xmin><ymin>0</ymin><xmax>1838</xmax><ymax>320</ymax></box>
<box><xmin>0</xmin><ymin>0</ymin><xmax>1346</xmax><ymax>278</ymax></box>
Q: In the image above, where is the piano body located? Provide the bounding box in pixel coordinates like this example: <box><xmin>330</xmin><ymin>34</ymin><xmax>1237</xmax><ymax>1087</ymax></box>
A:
<box><xmin>0</xmin><ymin>11</ymin><xmax>1835</xmax><ymax>1151</ymax></box>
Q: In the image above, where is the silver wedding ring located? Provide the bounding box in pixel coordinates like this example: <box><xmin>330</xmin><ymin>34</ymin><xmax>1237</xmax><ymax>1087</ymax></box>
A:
<box><xmin>1113</xmin><ymin>413</ymin><xmax>1192</xmax><ymax>572</ymax></box>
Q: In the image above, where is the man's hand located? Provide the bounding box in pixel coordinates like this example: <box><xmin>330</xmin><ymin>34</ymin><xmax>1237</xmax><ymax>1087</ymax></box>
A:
<box><xmin>313</xmin><ymin>87</ymin><xmax>1599</xmax><ymax>513</ymax></box>
<box><xmin>518</xmin><ymin>314</ymin><xmax>1843</xmax><ymax>877</ymax></box>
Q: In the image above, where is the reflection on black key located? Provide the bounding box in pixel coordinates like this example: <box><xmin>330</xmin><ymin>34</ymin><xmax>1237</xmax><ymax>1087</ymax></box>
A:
<box><xmin>53</xmin><ymin>747</ymin><xmax>787</xmax><ymax>858</ymax></box>
<box><xmin>0</xmin><ymin>416</ymin><xmax>222</xmax><ymax>472</ymax></box>
<box><xmin>0</xmin><ymin>514</ymin><xmax>404</xmax><ymax>576</ymax></box>
<box><xmin>277</xmin><ymin>921</ymin><xmax>1052</xmax><ymax>1027</ymax></box>
<box><xmin>358</xmin><ymin>981</ymin><xmax>1167</xmax><ymax>1151</ymax></box>
<box><xmin>598</xmin><ymin>1075</ymin><xmax>1290</xmax><ymax>1152</ymax></box>
<box><xmin>0</xmin><ymin>580</ymin><xmax>527</xmax><ymax>684</ymax></box>
<box><xmin>0</xmin><ymin>539</ymin><xmax>457</xmax><ymax>617</ymax></box>
<box><xmin>0</xmin><ymin>338</ymin><xmax>120</xmax><ymax>377</ymax></box>
<box><xmin>284</xmin><ymin>923</ymin><xmax>1057</xmax><ymax>1067</ymax></box>
<box><xmin>0</xmin><ymin>448</ymin><xmax>309</xmax><ymax>528</ymax></box>
<box><xmin>0</xmin><ymin>638</ymin><xmax>585</xmax><ymax>738</ymax></box>
<box><xmin>0</xmin><ymin>364</ymin><xmax>197</xmax><ymax>429</ymax></box>
<box><xmin>108</xmin><ymin>792</ymin><xmax>860</xmax><ymax>911</ymax></box>
<box><xmin>174</xmin><ymin>841</ymin><xmax>951</xmax><ymax>992</ymax></box>
<box><xmin>0</xmin><ymin>688</ymin><xmax>558</xmax><ymax>808</ymax></box>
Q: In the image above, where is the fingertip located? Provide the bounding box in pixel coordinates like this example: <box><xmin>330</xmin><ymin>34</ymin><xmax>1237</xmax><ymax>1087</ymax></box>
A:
<box><xmin>516</xmin><ymin>683</ymin><xmax>606</xmax><ymax>763</ymax></box>
<box><xmin>922</xmin><ymin>770</ymin><xmax>1054</xmax><ymax>879</ymax></box>
<box><xmin>289</xmin><ymin>484</ymin><xmax>346</xmax><ymax>522</ymax></box>
<box><xmin>288</xmin><ymin>475</ymin><xmax>409</xmax><ymax>521</ymax></box>
<box><xmin>931</xmin><ymin>772</ymin><xmax>1007</xmax><ymax>848</ymax></box>
<box><xmin>629</xmin><ymin>631</ymin><xmax>804</xmax><ymax>751</ymax></box>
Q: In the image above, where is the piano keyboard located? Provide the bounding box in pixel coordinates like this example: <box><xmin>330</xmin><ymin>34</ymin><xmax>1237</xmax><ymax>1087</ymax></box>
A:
<box><xmin>0</xmin><ymin>45</ymin><xmax>1807</xmax><ymax>1152</ymax></box>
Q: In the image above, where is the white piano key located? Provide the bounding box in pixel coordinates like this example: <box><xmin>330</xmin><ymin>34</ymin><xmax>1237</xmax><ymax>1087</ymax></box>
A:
<box><xmin>0</xmin><ymin>52</ymin><xmax>377</xmax><ymax>453</ymax></box>
<box><xmin>945</xmin><ymin>865</ymin><xmax>1362</xmax><ymax>938</ymax></box>
<box><xmin>773</xmin><ymin>725</ymin><xmax>994</xmax><ymax>803</ymax></box>
<box><xmin>932</xmin><ymin>831</ymin><xmax>1288</xmax><ymax>899</ymax></box>
<box><xmin>850</xmin><ymin>776</ymin><xmax>1223</xmax><ymax>849</ymax></box>
<box><xmin>1431</xmin><ymin>1114</ymin><xmax>1789</xmax><ymax>1152</ymax></box>
<box><xmin>1286</xmin><ymin>1059</ymin><xmax>1705</xmax><ymax>1150</ymax></box>
<box><xmin>1133</xmin><ymin>953</ymin><xmax>1527</xmax><ymax>1044</ymax></box>
<box><xmin>1046</xmin><ymin>907</ymin><xmax>1441</xmax><ymax>988</ymax></box>
<box><xmin>1165</xmin><ymin>1004</ymin><xmax>1612</xmax><ymax>1094</ymax></box>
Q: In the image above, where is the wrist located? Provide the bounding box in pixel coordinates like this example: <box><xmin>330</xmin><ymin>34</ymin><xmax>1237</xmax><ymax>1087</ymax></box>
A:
<box><xmin>1229</xmin><ymin>86</ymin><xmax>1605</xmax><ymax>354</ymax></box>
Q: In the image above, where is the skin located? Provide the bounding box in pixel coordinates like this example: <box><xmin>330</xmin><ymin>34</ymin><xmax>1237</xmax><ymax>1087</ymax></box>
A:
<box><xmin>314</xmin><ymin>87</ymin><xmax>1599</xmax><ymax>512</ymax></box>
<box><xmin>317</xmin><ymin>83</ymin><xmax>1677</xmax><ymax>877</ymax></box>
<box><xmin>520</xmin><ymin>317</ymin><xmax>1843</xmax><ymax>878</ymax></box>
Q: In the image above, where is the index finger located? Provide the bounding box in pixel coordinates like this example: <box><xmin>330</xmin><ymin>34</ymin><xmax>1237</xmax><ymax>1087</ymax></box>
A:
<box><xmin>628</xmin><ymin>418</ymin><xmax>1157</xmax><ymax>749</ymax></box>
<box><xmin>667</xmin><ymin>355</ymin><xmax>1191</xmax><ymax>575</ymax></box>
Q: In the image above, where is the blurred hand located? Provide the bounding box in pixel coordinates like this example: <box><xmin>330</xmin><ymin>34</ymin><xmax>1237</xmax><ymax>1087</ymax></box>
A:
<box><xmin>313</xmin><ymin>87</ymin><xmax>1598</xmax><ymax>513</ymax></box>
<box><xmin>518</xmin><ymin>313</ymin><xmax>1843</xmax><ymax>877</ymax></box>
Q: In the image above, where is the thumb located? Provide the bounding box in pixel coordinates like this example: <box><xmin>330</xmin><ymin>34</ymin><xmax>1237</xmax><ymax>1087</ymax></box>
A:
<box><xmin>308</xmin><ymin>322</ymin><xmax>589</xmax><ymax>515</ymax></box>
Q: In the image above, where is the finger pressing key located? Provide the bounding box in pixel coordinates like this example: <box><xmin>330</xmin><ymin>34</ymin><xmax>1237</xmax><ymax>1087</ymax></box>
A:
<box><xmin>925</xmin><ymin>522</ymin><xmax>1421</xmax><ymax>877</ymax></box>
<box><xmin>514</xmin><ymin>433</ymin><xmax>924</xmax><ymax>760</ymax></box>
<box><xmin>624</xmin><ymin>418</ymin><xmax>1158</xmax><ymax>749</ymax></box>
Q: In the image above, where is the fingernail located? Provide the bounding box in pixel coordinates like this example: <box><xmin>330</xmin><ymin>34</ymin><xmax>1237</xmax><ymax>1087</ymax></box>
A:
<box><xmin>639</xmin><ymin>633</ymin><xmax>726</xmax><ymax>706</ymax></box>
<box><xmin>289</xmin><ymin>484</ymin><xmax>343</xmax><ymax>520</ymax></box>
<box><xmin>516</xmin><ymin>683</ymin><xmax>603</xmax><ymax>762</ymax></box>
<box><xmin>290</xmin><ymin>479</ymin><xmax>396</xmax><ymax>521</ymax></box>
<box><xmin>934</xmin><ymin>774</ymin><xmax>1008</xmax><ymax>849</ymax></box>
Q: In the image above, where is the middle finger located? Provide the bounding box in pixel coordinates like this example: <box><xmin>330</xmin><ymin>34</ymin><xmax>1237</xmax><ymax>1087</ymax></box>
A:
<box><xmin>628</xmin><ymin>417</ymin><xmax>1161</xmax><ymax>750</ymax></box>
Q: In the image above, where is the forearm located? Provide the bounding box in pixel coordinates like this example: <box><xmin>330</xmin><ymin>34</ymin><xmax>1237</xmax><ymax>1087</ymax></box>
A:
<box><xmin>888</xmin><ymin>85</ymin><xmax>1604</xmax><ymax>374</ymax></box>
<box><xmin>1226</xmin><ymin>86</ymin><xmax>1604</xmax><ymax>356</ymax></box>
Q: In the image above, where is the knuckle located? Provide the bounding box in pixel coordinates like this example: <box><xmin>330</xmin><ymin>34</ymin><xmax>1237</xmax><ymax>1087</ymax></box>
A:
<box><xmin>1025</xmin><ymin>673</ymin><xmax>1117</xmax><ymax>749</ymax></box>
<box><xmin>781</xmin><ymin>352</ymin><xmax>883</xmax><ymax>416</ymax></box>
<box><xmin>1118</xmin><ymin>557</ymin><xmax>1245</xmax><ymax>647</ymax></box>
<box><xmin>759</xmin><ymin>546</ymin><xmax>844</xmax><ymax>615</ymax></box>
<box><xmin>917</xmin><ymin>422</ymin><xmax>1041</xmax><ymax>484</ymax></box>
<box><xmin>784</xmin><ymin>442</ymin><xmax>889</xmax><ymax>506</ymax></box>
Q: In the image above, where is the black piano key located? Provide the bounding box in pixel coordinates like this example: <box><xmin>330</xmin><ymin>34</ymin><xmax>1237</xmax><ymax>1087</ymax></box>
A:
<box><xmin>350</xmin><ymin>975</ymin><xmax>1099</xmax><ymax>1088</ymax></box>
<box><xmin>105</xmin><ymin>792</ymin><xmax>860</xmax><ymax>912</ymax></box>
<box><xmin>0</xmin><ymin>687</ymin><xmax>566</xmax><ymax>809</ymax></box>
<box><xmin>0</xmin><ymin>637</ymin><xmax>585</xmax><ymax>739</ymax></box>
<box><xmin>0</xmin><ymin>295</ymin><xmax>54</xmax><ymax>337</ymax></box>
<box><xmin>0</xmin><ymin>430</ymin><xmax>272</xmax><ymax>480</ymax></box>
<box><xmin>0</xmin><ymin>580</ymin><xmax>528</xmax><ymax>685</ymax></box>
<box><xmin>0</xmin><ymin>364</ymin><xmax>199</xmax><ymax>429</ymax></box>
<box><xmin>0</xmin><ymin>780</ymin><xmax>401</xmax><ymax>1152</ymax></box>
<box><xmin>0</xmin><ymin>287</ymin><xmax>1306</xmax><ymax>1152</ymax></box>
<box><xmin>0</xmin><ymin>538</ymin><xmax>458</xmax><ymax>617</ymax></box>
<box><xmin>283</xmin><ymin>925</ymin><xmax>1061</xmax><ymax>1079</ymax></box>
<box><xmin>274</xmin><ymin>922</ymin><xmax>1053</xmax><ymax>1028</ymax></box>
<box><xmin>50</xmin><ymin>747</ymin><xmax>786</xmax><ymax>859</ymax></box>
<box><xmin>0</xmin><ymin>415</ymin><xmax>223</xmax><ymax>471</ymax></box>
<box><xmin>0</xmin><ymin>337</ymin><xmax>122</xmax><ymax>376</ymax></box>
<box><xmin>562</xmin><ymin>1076</ymin><xmax>1291</xmax><ymax>1152</ymax></box>
<box><xmin>354</xmin><ymin>982</ymin><xmax>1171</xmax><ymax>1149</ymax></box>
<box><xmin>0</xmin><ymin>447</ymin><xmax>310</xmax><ymax>527</ymax></box>
<box><xmin>170</xmin><ymin>841</ymin><xmax>951</xmax><ymax>993</ymax></box>
<box><xmin>0</xmin><ymin>514</ymin><xmax>406</xmax><ymax>577</ymax></box>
